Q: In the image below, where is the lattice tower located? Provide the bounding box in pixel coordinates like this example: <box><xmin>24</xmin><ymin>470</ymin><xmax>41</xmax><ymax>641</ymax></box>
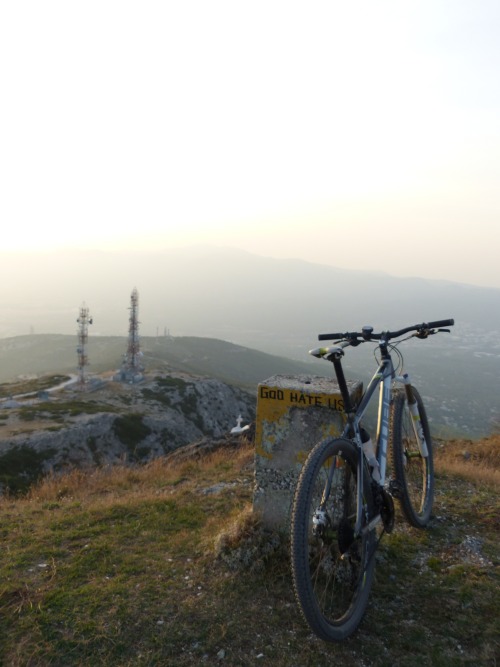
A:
<box><xmin>126</xmin><ymin>288</ymin><xmax>143</xmax><ymax>372</ymax></box>
<box><xmin>76</xmin><ymin>303</ymin><xmax>92</xmax><ymax>385</ymax></box>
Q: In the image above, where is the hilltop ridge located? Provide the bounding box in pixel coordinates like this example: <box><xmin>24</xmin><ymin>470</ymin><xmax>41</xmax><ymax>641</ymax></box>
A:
<box><xmin>0</xmin><ymin>330</ymin><xmax>498</xmax><ymax>437</ymax></box>
<box><xmin>0</xmin><ymin>334</ymin><xmax>315</xmax><ymax>387</ymax></box>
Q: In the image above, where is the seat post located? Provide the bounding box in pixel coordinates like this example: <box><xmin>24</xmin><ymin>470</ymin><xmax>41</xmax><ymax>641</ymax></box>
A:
<box><xmin>332</xmin><ymin>356</ymin><xmax>355</xmax><ymax>415</ymax></box>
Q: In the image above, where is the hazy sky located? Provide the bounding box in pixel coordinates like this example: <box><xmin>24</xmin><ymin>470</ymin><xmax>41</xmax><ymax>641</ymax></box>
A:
<box><xmin>2</xmin><ymin>1</ymin><xmax>499</xmax><ymax>288</ymax></box>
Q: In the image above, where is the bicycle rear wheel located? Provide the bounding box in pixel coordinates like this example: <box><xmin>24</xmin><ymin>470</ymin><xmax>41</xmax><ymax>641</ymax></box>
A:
<box><xmin>391</xmin><ymin>387</ymin><xmax>434</xmax><ymax>527</ymax></box>
<box><xmin>290</xmin><ymin>437</ymin><xmax>376</xmax><ymax>642</ymax></box>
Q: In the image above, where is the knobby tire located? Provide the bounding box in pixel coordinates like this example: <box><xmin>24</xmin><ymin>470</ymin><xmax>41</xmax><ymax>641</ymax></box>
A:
<box><xmin>290</xmin><ymin>438</ymin><xmax>376</xmax><ymax>642</ymax></box>
<box><xmin>391</xmin><ymin>387</ymin><xmax>434</xmax><ymax>528</ymax></box>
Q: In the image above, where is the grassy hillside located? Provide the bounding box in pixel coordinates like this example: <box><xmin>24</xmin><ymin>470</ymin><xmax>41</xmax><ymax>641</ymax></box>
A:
<box><xmin>0</xmin><ymin>437</ymin><xmax>498</xmax><ymax>666</ymax></box>
<box><xmin>0</xmin><ymin>334</ymin><xmax>315</xmax><ymax>388</ymax></box>
<box><xmin>142</xmin><ymin>336</ymin><xmax>316</xmax><ymax>388</ymax></box>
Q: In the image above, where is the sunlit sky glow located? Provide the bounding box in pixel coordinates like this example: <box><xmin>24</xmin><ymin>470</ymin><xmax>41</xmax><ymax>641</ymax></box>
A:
<box><xmin>1</xmin><ymin>1</ymin><xmax>499</xmax><ymax>287</ymax></box>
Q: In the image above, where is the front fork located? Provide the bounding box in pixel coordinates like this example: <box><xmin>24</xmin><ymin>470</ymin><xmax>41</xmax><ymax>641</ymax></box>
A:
<box><xmin>398</xmin><ymin>373</ymin><xmax>429</xmax><ymax>458</ymax></box>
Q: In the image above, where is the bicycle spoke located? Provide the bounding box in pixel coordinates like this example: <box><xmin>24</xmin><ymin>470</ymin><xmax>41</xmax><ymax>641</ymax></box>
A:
<box><xmin>291</xmin><ymin>438</ymin><xmax>375</xmax><ymax>641</ymax></box>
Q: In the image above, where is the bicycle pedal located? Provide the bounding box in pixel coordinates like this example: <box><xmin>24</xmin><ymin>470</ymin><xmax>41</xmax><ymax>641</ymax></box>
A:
<box><xmin>388</xmin><ymin>479</ymin><xmax>404</xmax><ymax>499</ymax></box>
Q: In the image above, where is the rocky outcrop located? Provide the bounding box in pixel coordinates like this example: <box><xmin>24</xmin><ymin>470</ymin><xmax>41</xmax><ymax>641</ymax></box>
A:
<box><xmin>0</xmin><ymin>372</ymin><xmax>256</xmax><ymax>492</ymax></box>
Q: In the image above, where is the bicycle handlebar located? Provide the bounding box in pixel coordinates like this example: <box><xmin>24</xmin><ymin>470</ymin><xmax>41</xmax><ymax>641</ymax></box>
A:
<box><xmin>318</xmin><ymin>319</ymin><xmax>455</xmax><ymax>342</ymax></box>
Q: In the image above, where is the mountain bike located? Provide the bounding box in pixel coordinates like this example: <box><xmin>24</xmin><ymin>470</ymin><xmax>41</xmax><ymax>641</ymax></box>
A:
<box><xmin>290</xmin><ymin>318</ymin><xmax>454</xmax><ymax>642</ymax></box>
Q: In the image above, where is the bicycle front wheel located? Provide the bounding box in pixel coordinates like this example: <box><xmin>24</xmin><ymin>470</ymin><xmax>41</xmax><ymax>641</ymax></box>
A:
<box><xmin>391</xmin><ymin>387</ymin><xmax>434</xmax><ymax>528</ymax></box>
<box><xmin>290</xmin><ymin>437</ymin><xmax>376</xmax><ymax>642</ymax></box>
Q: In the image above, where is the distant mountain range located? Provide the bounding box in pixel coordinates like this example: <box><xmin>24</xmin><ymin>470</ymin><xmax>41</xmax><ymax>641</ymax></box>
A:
<box><xmin>1</xmin><ymin>246</ymin><xmax>499</xmax><ymax>345</ymax></box>
<box><xmin>0</xmin><ymin>246</ymin><xmax>499</xmax><ymax>436</ymax></box>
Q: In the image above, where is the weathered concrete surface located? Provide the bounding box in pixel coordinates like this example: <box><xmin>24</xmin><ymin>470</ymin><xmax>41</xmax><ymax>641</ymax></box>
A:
<box><xmin>253</xmin><ymin>374</ymin><xmax>362</xmax><ymax>531</ymax></box>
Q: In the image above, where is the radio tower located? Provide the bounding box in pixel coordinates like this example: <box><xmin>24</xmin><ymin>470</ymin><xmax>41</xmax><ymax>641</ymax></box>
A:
<box><xmin>76</xmin><ymin>303</ymin><xmax>93</xmax><ymax>386</ymax></box>
<box><xmin>121</xmin><ymin>288</ymin><xmax>144</xmax><ymax>381</ymax></box>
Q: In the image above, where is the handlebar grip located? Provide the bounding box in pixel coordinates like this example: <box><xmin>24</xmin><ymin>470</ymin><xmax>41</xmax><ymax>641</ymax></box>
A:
<box><xmin>318</xmin><ymin>332</ymin><xmax>344</xmax><ymax>341</ymax></box>
<box><xmin>427</xmin><ymin>318</ymin><xmax>455</xmax><ymax>328</ymax></box>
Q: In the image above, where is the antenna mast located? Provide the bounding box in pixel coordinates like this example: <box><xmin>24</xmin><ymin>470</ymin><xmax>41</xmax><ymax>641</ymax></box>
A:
<box><xmin>120</xmin><ymin>287</ymin><xmax>144</xmax><ymax>382</ymax></box>
<box><xmin>76</xmin><ymin>302</ymin><xmax>92</xmax><ymax>386</ymax></box>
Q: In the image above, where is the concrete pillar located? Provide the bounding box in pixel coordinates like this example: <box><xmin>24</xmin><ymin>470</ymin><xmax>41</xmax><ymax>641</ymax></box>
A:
<box><xmin>253</xmin><ymin>374</ymin><xmax>362</xmax><ymax>532</ymax></box>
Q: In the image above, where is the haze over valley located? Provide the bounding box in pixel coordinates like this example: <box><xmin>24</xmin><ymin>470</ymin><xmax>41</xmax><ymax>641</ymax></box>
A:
<box><xmin>0</xmin><ymin>247</ymin><xmax>498</xmax><ymax>438</ymax></box>
<box><xmin>2</xmin><ymin>246</ymin><xmax>499</xmax><ymax>343</ymax></box>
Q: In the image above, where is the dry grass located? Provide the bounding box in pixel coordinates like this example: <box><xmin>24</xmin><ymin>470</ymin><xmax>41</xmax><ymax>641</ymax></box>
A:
<box><xmin>23</xmin><ymin>443</ymin><xmax>254</xmax><ymax>506</ymax></box>
<box><xmin>0</xmin><ymin>438</ymin><xmax>498</xmax><ymax>666</ymax></box>
<box><xmin>434</xmin><ymin>434</ymin><xmax>500</xmax><ymax>487</ymax></box>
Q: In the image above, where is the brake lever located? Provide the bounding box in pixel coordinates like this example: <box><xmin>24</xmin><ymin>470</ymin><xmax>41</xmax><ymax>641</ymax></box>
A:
<box><xmin>416</xmin><ymin>327</ymin><xmax>451</xmax><ymax>339</ymax></box>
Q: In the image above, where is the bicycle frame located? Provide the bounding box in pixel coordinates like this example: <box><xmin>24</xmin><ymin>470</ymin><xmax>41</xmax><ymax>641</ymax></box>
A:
<box><xmin>326</xmin><ymin>341</ymin><xmax>426</xmax><ymax>537</ymax></box>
